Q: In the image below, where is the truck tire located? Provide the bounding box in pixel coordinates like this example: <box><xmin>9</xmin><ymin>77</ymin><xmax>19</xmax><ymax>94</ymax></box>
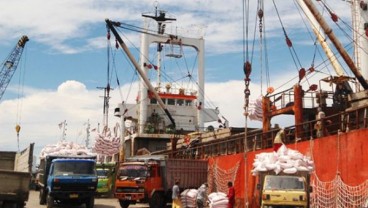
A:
<box><xmin>47</xmin><ymin>194</ymin><xmax>54</xmax><ymax>208</ymax></box>
<box><xmin>39</xmin><ymin>189</ymin><xmax>47</xmax><ymax>205</ymax></box>
<box><xmin>149</xmin><ymin>192</ymin><xmax>164</xmax><ymax>208</ymax></box>
<box><xmin>85</xmin><ymin>196</ymin><xmax>95</xmax><ymax>208</ymax></box>
<box><xmin>119</xmin><ymin>200</ymin><xmax>130</xmax><ymax>208</ymax></box>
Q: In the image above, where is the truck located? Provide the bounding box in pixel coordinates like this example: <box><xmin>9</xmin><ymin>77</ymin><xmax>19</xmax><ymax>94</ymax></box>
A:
<box><xmin>96</xmin><ymin>162</ymin><xmax>116</xmax><ymax>197</ymax></box>
<box><xmin>37</xmin><ymin>155</ymin><xmax>98</xmax><ymax>208</ymax></box>
<box><xmin>114</xmin><ymin>155</ymin><xmax>208</xmax><ymax>208</ymax></box>
<box><xmin>0</xmin><ymin>143</ymin><xmax>34</xmax><ymax>208</ymax></box>
<box><xmin>256</xmin><ymin>171</ymin><xmax>312</xmax><ymax>208</ymax></box>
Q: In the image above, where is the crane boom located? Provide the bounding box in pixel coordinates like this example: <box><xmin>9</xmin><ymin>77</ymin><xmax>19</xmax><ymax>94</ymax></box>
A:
<box><xmin>0</xmin><ymin>35</ymin><xmax>29</xmax><ymax>101</ymax></box>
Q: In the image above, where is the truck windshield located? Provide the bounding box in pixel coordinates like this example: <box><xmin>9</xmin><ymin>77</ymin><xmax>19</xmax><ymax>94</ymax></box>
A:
<box><xmin>118</xmin><ymin>165</ymin><xmax>148</xmax><ymax>178</ymax></box>
<box><xmin>53</xmin><ymin>161</ymin><xmax>95</xmax><ymax>176</ymax></box>
<box><xmin>264</xmin><ymin>175</ymin><xmax>305</xmax><ymax>190</ymax></box>
<box><xmin>97</xmin><ymin>169</ymin><xmax>108</xmax><ymax>178</ymax></box>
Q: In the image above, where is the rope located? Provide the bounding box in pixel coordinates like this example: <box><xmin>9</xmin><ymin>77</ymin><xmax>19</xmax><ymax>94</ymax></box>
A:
<box><xmin>208</xmin><ymin>160</ymin><xmax>240</xmax><ymax>194</ymax></box>
<box><xmin>311</xmin><ymin>173</ymin><xmax>368</xmax><ymax>207</ymax></box>
<box><xmin>272</xmin><ymin>0</ymin><xmax>315</xmax><ymax>88</ymax></box>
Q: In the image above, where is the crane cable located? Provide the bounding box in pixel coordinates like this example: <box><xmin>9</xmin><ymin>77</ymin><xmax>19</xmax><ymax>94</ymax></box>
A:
<box><xmin>243</xmin><ymin>0</ymin><xmax>252</xmax><ymax>206</ymax></box>
<box><xmin>272</xmin><ymin>0</ymin><xmax>315</xmax><ymax>89</ymax></box>
<box><xmin>15</xmin><ymin>46</ymin><xmax>28</xmax><ymax>152</ymax></box>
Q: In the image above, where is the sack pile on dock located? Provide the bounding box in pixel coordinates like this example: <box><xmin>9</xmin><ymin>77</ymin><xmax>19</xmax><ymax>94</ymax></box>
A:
<box><xmin>208</xmin><ymin>192</ymin><xmax>228</xmax><ymax>208</ymax></box>
<box><xmin>180</xmin><ymin>189</ymin><xmax>198</xmax><ymax>207</ymax></box>
<box><xmin>252</xmin><ymin>144</ymin><xmax>314</xmax><ymax>175</ymax></box>
<box><xmin>39</xmin><ymin>141</ymin><xmax>93</xmax><ymax>159</ymax></box>
<box><xmin>180</xmin><ymin>189</ymin><xmax>229</xmax><ymax>208</ymax></box>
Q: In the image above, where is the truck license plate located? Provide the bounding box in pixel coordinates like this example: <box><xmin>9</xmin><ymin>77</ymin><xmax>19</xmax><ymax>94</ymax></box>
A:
<box><xmin>124</xmin><ymin>196</ymin><xmax>131</xmax><ymax>200</ymax></box>
<box><xmin>70</xmin><ymin>194</ymin><xmax>79</xmax><ymax>198</ymax></box>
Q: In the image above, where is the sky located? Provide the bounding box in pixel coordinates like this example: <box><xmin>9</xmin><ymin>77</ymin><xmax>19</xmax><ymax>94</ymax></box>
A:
<box><xmin>0</xmin><ymin>0</ymin><xmax>356</xmax><ymax>158</ymax></box>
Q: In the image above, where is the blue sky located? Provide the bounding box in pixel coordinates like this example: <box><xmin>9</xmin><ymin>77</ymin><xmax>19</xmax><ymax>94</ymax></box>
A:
<box><xmin>0</xmin><ymin>0</ymin><xmax>355</xmax><ymax>157</ymax></box>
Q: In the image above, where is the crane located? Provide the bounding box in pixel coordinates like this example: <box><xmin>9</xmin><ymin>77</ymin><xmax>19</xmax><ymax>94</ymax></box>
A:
<box><xmin>0</xmin><ymin>35</ymin><xmax>29</xmax><ymax>101</ymax></box>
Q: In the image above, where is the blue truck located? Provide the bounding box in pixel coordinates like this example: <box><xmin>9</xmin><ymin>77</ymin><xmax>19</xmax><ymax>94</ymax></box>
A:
<box><xmin>37</xmin><ymin>155</ymin><xmax>98</xmax><ymax>208</ymax></box>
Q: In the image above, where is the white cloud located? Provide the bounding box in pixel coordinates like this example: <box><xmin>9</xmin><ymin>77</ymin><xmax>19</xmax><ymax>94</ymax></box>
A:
<box><xmin>0</xmin><ymin>0</ymin><xmax>351</xmax><ymax>55</ymax></box>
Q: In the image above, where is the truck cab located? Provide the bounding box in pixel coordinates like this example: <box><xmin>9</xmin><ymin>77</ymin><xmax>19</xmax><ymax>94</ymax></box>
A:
<box><xmin>114</xmin><ymin>156</ymin><xmax>208</xmax><ymax>208</ymax></box>
<box><xmin>261</xmin><ymin>175</ymin><xmax>308</xmax><ymax>208</ymax></box>
<box><xmin>115</xmin><ymin>160</ymin><xmax>163</xmax><ymax>208</ymax></box>
<box><xmin>38</xmin><ymin>156</ymin><xmax>98</xmax><ymax>208</ymax></box>
<box><xmin>257</xmin><ymin>171</ymin><xmax>311</xmax><ymax>208</ymax></box>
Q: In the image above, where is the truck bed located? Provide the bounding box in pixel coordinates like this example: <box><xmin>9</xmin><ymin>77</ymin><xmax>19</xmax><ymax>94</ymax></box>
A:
<box><xmin>163</xmin><ymin>159</ymin><xmax>208</xmax><ymax>190</ymax></box>
<box><xmin>0</xmin><ymin>170</ymin><xmax>30</xmax><ymax>201</ymax></box>
<box><xmin>0</xmin><ymin>143</ymin><xmax>34</xmax><ymax>202</ymax></box>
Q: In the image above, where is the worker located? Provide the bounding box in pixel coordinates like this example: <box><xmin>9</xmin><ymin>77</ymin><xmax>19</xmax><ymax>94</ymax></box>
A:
<box><xmin>315</xmin><ymin>107</ymin><xmax>326</xmax><ymax>137</ymax></box>
<box><xmin>273</xmin><ymin>128</ymin><xmax>285</xmax><ymax>152</ymax></box>
<box><xmin>196</xmin><ymin>183</ymin><xmax>208</xmax><ymax>208</ymax></box>
<box><xmin>172</xmin><ymin>180</ymin><xmax>182</xmax><ymax>208</ymax></box>
<box><xmin>227</xmin><ymin>181</ymin><xmax>235</xmax><ymax>208</ymax></box>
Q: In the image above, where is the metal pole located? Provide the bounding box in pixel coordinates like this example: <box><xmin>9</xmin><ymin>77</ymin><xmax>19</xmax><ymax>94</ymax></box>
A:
<box><xmin>119</xmin><ymin>112</ymin><xmax>126</xmax><ymax>162</ymax></box>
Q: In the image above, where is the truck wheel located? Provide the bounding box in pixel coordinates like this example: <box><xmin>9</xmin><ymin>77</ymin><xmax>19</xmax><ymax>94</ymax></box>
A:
<box><xmin>85</xmin><ymin>196</ymin><xmax>95</xmax><ymax>208</ymax></box>
<box><xmin>119</xmin><ymin>200</ymin><xmax>130</xmax><ymax>208</ymax></box>
<box><xmin>47</xmin><ymin>194</ymin><xmax>54</xmax><ymax>208</ymax></box>
<box><xmin>39</xmin><ymin>189</ymin><xmax>47</xmax><ymax>205</ymax></box>
<box><xmin>149</xmin><ymin>192</ymin><xmax>164</xmax><ymax>208</ymax></box>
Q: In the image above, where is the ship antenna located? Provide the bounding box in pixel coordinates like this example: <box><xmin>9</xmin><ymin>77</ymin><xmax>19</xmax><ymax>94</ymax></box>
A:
<box><xmin>142</xmin><ymin>4</ymin><xmax>176</xmax><ymax>34</ymax></box>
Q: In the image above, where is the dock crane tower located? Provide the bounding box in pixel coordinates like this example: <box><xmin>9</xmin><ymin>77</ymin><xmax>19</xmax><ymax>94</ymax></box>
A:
<box><xmin>0</xmin><ymin>35</ymin><xmax>29</xmax><ymax>101</ymax></box>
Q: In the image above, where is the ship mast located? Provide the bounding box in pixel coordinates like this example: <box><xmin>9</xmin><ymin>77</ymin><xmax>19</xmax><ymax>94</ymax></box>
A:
<box><xmin>352</xmin><ymin>0</ymin><xmax>368</xmax><ymax>80</ymax></box>
<box><xmin>302</xmin><ymin>0</ymin><xmax>368</xmax><ymax>90</ymax></box>
<box><xmin>105</xmin><ymin>19</ymin><xmax>176</xmax><ymax>130</ymax></box>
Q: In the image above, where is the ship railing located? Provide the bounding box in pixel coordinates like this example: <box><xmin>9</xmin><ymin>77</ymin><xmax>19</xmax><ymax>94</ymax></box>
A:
<box><xmin>154</xmin><ymin>85</ymin><xmax>197</xmax><ymax>97</ymax></box>
<box><xmin>267</xmin><ymin>88</ymin><xmax>336</xmax><ymax>110</ymax></box>
<box><xmin>152</xmin><ymin>106</ymin><xmax>368</xmax><ymax>159</ymax></box>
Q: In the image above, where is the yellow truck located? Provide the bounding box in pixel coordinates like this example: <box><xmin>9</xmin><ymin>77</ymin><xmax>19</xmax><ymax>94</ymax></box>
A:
<box><xmin>257</xmin><ymin>171</ymin><xmax>311</xmax><ymax>208</ymax></box>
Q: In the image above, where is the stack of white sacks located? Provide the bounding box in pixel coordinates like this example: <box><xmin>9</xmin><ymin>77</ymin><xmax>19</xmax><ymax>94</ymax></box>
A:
<box><xmin>93</xmin><ymin>129</ymin><xmax>120</xmax><ymax>156</ymax></box>
<box><xmin>180</xmin><ymin>189</ymin><xmax>229</xmax><ymax>208</ymax></box>
<box><xmin>181</xmin><ymin>189</ymin><xmax>198</xmax><ymax>208</ymax></box>
<box><xmin>252</xmin><ymin>144</ymin><xmax>314</xmax><ymax>175</ymax></box>
<box><xmin>39</xmin><ymin>141</ymin><xmax>94</xmax><ymax>159</ymax></box>
<box><xmin>208</xmin><ymin>192</ymin><xmax>228</xmax><ymax>208</ymax></box>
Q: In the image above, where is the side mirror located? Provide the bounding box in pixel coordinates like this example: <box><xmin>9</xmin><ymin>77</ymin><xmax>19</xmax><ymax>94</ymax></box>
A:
<box><xmin>309</xmin><ymin>186</ymin><xmax>313</xmax><ymax>193</ymax></box>
<box><xmin>257</xmin><ymin>184</ymin><xmax>261</xmax><ymax>190</ymax></box>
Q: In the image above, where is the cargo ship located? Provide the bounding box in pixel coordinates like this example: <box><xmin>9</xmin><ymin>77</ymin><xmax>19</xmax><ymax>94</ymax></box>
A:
<box><xmin>108</xmin><ymin>1</ymin><xmax>368</xmax><ymax>207</ymax></box>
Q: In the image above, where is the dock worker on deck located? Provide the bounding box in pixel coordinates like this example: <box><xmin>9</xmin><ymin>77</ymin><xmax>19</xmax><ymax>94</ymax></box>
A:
<box><xmin>273</xmin><ymin>128</ymin><xmax>285</xmax><ymax>152</ymax></box>
<box><xmin>315</xmin><ymin>107</ymin><xmax>326</xmax><ymax>137</ymax></box>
